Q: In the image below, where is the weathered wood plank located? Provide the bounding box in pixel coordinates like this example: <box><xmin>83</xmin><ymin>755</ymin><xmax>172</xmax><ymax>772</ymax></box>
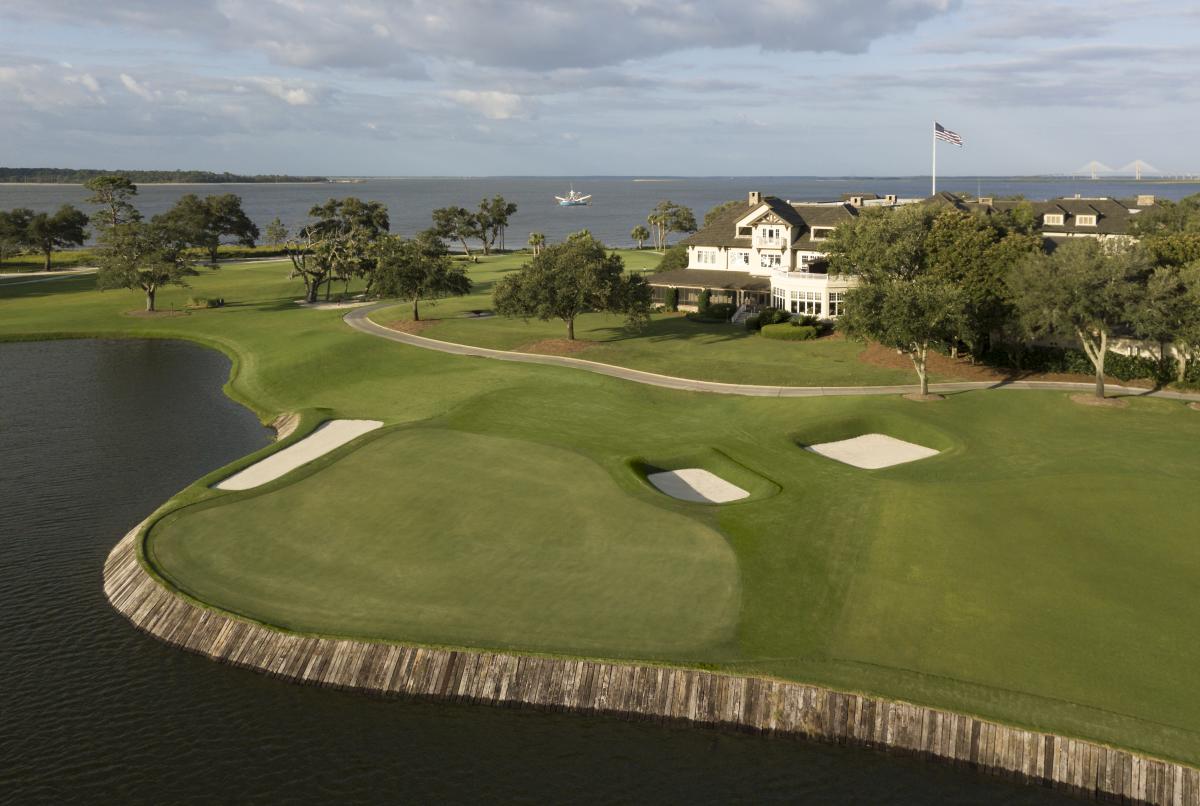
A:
<box><xmin>103</xmin><ymin>525</ymin><xmax>1200</xmax><ymax>805</ymax></box>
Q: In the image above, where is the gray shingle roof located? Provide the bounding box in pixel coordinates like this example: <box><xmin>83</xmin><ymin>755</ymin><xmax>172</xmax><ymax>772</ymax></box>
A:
<box><xmin>646</xmin><ymin>268</ymin><xmax>770</xmax><ymax>291</ymax></box>
<box><xmin>926</xmin><ymin>192</ymin><xmax>1134</xmax><ymax>235</ymax></box>
<box><xmin>681</xmin><ymin>196</ymin><xmax>857</xmax><ymax>250</ymax></box>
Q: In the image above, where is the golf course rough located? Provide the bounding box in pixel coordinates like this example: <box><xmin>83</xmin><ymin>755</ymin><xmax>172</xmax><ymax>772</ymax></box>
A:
<box><xmin>6</xmin><ymin>256</ymin><xmax>1200</xmax><ymax>793</ymax></box>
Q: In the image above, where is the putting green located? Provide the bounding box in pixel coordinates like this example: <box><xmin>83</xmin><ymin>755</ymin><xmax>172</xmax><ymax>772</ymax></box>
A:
<box><xmin>147</xmin><ymin>427</ymin><xmax>741</xmax><ymax>658</ymax></box>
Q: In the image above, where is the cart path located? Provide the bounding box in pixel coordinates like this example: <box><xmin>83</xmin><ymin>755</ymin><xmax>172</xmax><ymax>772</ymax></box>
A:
<box><xmin>345</xmin><ymin>304</ymin><xmax>1200</xmax><ymax>402</ymax></box>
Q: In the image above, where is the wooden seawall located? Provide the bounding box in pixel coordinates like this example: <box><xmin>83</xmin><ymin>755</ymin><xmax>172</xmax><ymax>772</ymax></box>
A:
<box><xmin>105</xmin><ymin>526</ymin><xmax>1199</xmax><ymax>805</ymax></box>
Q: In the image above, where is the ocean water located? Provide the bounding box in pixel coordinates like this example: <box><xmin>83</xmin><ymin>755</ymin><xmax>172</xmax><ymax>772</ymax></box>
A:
<box><xmin>1</xmin><ymin>176</ymin><xmax>1196</xmax><ymax>249</ymax></box>
<box><xmin>0</xmin><ymin>338</ymin><xmax>1080</xmax><ymax>804</ymax></box>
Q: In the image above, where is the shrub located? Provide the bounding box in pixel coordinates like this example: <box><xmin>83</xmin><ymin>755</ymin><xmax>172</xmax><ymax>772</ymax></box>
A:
<box><xmin>982</xmin><ymin>344</ymin><xmax>1189</xmax><ymax>384</ymax></box>
<box><xmin>187</xmin><ymin>296</ymin><xmax>226</xmax><ymax>309</ymax></box>
<box><xmin>745</xmin><ymin>314</ymin><xmax>762</xmax><ymax>331</ymax></box>
<box><xmin>761</xmin><ymin>323</ymin><xmax>818</xmax><ymax>341</ymax></box>
<box><xmin>665</xmin><ymin>287</ymin><xmax>679</xmax><ymax>312</ymax></box>
<box><xmin>757</xmin><ymin>307</ymin><xmax>793</xmax><ymax>326</ymax></box>
<box><xmin>698</xmin><ymin>289</ymin><xmax>711</xmax><ymax>310</ymax></box>
<box><xmin>705</xmin><ymin>302</ymin><xmax>737</xmax><ymax>320</ymax></box>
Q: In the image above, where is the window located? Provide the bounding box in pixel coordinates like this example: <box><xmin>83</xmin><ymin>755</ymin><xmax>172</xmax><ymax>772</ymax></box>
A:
<box><xmin>1076</xmin><ymin>214</ymin><xmax>1097</xmax><ymax>226</ymax></box>
<box><xmin>809</xmin><ymin>227</ymin><xmax>834</xmax><ymax>241</ymax></box>
<box><xmin>695</xmin><ymin>250</ymin><xmax>718</xmax><ymax>265</ymax></box>
<box><xmin>772</xmin><ymin>288</ymin><xmax>787</xmax><ymax>309</ymax></box>
<box><xmin>789</xmin><ymin>290</ymin><xmax>823</xmax><ymax>316</ymax></box>
<box><xmin>737</xmin><ymin>226</ymin><xmax>752</xmax><ymax>236</ymax></box>
<box><xmin>1044</xmin><ymin>213</ymin><xmax>1064</xmax><ymax>226</ymax></box>
<box><xmin>760</xmin><ymin>252</ymin><xmax>782</xmax><ymax>268</ymax></box>
<box><xmin>828</xmin><ymin>292</ymin><xmax>845</xmax><ymax>318</ymax></box>
<box><xmin>757</xmin><ymin>226</ymin><xmax>783</xmax><ymax>246</ymax></box>
<box><xmin>731</xmin><ymin>251</ymin><xmax>750</xmax><ymax>267</ymax></box>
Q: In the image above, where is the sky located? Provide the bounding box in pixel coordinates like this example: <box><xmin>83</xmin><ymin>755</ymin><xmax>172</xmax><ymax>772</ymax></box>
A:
<box><xmin>1</xmin><ymin>0</ymin><xmax>1198</xmax><ymax>177</ymax></box>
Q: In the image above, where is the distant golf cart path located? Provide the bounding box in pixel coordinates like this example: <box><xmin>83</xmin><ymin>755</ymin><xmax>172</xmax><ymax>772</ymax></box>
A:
<box><xmin>347</xmin><ymin>304</ymin><xmax>1200</xmax><ymax>402</ymax></box>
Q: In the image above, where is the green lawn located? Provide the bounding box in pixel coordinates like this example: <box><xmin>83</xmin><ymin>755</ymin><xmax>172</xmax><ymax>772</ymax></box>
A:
<box><xmin>4</xmin><ymin>258</ymin><xmax>1200</xmax><ymax>766</ymax></box>
<box><xmin>0</xmin><ymin>242</ymin><xmax>289</xmax><ymax>273</ymax></box>
<box><xmin>370</xmin><ymin>250</ymin><xmax>927</xmax><ymax>387</ymax></box>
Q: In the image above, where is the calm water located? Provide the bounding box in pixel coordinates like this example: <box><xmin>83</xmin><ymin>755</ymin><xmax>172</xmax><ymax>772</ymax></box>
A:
<box><xmin>0</xmin><ymin>338</ymin><xmax>1080</xmax><ymax>804</ymax></box>
<box><xmin>2</xmin><ymin>176</ymin><xmax>1197</xmax><ymax>249</ymax></box>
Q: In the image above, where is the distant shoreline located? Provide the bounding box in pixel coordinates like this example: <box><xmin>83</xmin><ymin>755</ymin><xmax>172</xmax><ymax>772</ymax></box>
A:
<box><xmin>0</xmin><ymin>181</ymin><xmax>330</xmax><ymax>187</ymax></box>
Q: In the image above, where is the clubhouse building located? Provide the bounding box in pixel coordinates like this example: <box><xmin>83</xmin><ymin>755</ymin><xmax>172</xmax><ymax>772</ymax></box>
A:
<box><xmin>648</xmin><ymin>190</ymin><xmax>1151</xmax><ymax>319</ymax></box>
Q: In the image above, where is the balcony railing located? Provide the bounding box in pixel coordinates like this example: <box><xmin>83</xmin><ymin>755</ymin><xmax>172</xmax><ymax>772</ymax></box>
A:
<box><xmin>772</xmin><ymin>266</ymin><xmax>828</xmax><ymax>279</ymax></box>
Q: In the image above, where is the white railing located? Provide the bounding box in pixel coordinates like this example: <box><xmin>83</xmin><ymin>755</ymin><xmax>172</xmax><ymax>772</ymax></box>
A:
<box><xmin>772</xmin><ymin>267</ymin><xmax>828</xmax><ymax>280</ymax></box>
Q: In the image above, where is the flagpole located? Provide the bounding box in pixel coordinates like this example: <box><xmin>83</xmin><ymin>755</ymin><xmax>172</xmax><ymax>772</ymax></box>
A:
<box><xmin>931</xmin><ymin>120</ymin><xmax>937</xmax><ymax>196</ymax></box>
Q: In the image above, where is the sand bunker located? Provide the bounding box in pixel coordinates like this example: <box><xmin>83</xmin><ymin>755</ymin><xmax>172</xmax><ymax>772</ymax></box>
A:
<box><xmin>216</xmin><ymin>420</ymin><xmax>383</xmax><ymax>490</ymax></box>
<box><xmin>647</xmin><ymin>469</ymin><xmax>750</xmax><ymax>504</ymax></box>
<box><xmin>294</xmin><ymin>299</ymin><xmax>373</xmax><ymax>310</ymax></box>
<box><xmin>806</xmin><ymin>433</ymin><xmax>939</xmax><ymax>470</ymax></box>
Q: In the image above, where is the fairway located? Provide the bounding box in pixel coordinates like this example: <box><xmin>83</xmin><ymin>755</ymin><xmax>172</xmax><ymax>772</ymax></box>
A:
<box><xmin>6</xmin><ymin>258</ymin><xmax>1200</xmax><ymax>767</ymax></box>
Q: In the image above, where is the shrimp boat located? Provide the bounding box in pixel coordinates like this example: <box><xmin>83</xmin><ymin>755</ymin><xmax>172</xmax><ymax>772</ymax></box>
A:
<box><xmin>556</xmin><ymin>184</ymin><xmax>592</xmax><ymax>206</ymax></box>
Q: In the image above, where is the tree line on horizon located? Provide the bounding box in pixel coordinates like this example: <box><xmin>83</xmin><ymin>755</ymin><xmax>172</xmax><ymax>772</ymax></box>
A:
<box><xmin>0</xmin><ymin>167</ymin><xmax>328</xmax><ymax>184</ymax></box>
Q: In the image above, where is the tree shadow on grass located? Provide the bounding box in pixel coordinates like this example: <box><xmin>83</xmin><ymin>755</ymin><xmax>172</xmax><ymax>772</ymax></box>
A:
<box><xmin>592</xmin><ymin>316</ymin><xmax>752</xmax><ymax>345</ymax></box>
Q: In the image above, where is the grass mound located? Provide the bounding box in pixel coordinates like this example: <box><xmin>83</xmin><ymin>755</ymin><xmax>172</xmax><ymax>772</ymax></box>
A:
<box><xmin>628</xmin><ymin>447</ymin><xmax>780</xmax><ymax>504</ymax></box>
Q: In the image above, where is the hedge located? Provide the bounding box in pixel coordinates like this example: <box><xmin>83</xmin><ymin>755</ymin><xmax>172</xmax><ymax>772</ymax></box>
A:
<box><xmin>761</xmin><ymin>323</ymin><xmax>818</xmax><ymax>341</ymax></box>
<box><xmin>983</xmin><ymin>344</ymin><xmax>1200</xmax><ymax>386</ymax></box>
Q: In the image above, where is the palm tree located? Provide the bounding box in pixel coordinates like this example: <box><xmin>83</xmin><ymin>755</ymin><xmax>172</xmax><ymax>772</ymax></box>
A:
<box><xmin>528</xmin><ymin>232</ymin><xmax>546</xmax><ymax>255</ymax></box>
<box><xmin>630</xmin><ymin>225</ymin><xmax>650</xmax><ymax>250</ymax></box>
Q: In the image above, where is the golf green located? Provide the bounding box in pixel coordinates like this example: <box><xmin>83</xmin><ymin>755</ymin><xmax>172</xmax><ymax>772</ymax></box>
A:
<box><xmin>147</xmin><ymin>427</ymin><xmax>740</xmax><ymax>657</ymax></box>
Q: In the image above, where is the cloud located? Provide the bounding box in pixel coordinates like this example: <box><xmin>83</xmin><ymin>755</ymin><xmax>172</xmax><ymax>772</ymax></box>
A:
<box><xmin>445</xmin><ymin>89</ymin><xmax>531</xmax><ymax>120</ymax></box>
<box><xmin>4</xmin><ymin>0</ymin><xmax>958</xmax><ymax>72</ymax></box>
<box><xmin>119</xmin><ymin>73</ymin><xmax>158</xmax><ymax>101</ymax></box>
<box><xmin>249</xmin><ymin>77</ymin><xmax>320</xmax><ymax>106</ymax></box>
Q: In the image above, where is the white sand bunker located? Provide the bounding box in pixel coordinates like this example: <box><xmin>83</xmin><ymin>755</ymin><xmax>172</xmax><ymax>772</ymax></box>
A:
<box><xmin>216</xmin><ymin>419</ymin><xmax>383</xmax><ymax>490</ymax></box>
<box><xmin>647</xmin><ymin>469</ymin><xmax>749</xmax><ymax>504</ymax></box>
<box><xmin>806</xmin><ymin>433</ymin><xmax>939</xmax><ymax>470</ymax></box>
<box><xmin>294</xmin><ymin>299</ymin><xmax>373</xmax><ymax>310</ymax></box>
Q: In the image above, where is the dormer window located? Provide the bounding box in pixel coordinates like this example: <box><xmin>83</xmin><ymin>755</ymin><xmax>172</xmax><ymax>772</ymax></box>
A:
<box><xmin>1044</xmin><ymin>214</ymin><xmax>1064</xmax><ymax>226</ymax></box>
<box><xmin>810</xmin><ymin>227</ymin><xmax>834</xmax><ymax>241</ymax></box>
<box><xmin>756</xmin><ymin>226</ymin><xmax>783</xmax><ymax>247</ymax></box>
<box><xmin>1076</xmin><ymin>214</ymin><xmax>1097</xmax><ymax>227</ymax></box>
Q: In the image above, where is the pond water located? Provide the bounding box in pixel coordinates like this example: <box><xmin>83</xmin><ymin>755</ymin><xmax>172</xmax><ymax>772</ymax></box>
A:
<box><xmin>0</xmin><ymin>338</ymin><xmax>1078</xmax><ymax>804</ymax></box>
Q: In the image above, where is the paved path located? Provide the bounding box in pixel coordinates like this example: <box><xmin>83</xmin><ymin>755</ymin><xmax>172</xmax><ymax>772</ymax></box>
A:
<box><xmin>345</xmin><ymin>304</ymin><xmax>1200</xmax><ymax>402</ymax></box>
<box><xmin>0</xmin><ymin>268</ymin><xmax>97</xmax><ymax>286</ymax></box>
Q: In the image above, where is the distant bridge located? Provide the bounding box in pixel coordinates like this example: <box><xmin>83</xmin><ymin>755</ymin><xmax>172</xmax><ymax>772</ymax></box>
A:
<box><xmin>1072</xmin><ymin>159</ymin><xmax>1164</xmax><ymax>179</ymax></box>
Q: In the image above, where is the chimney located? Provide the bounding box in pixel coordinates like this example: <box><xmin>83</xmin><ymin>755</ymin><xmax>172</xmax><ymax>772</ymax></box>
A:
<box><xmin>850</xmin><ymin>195</ymin><xmax>863</xmax><ymax>208</ymax></box>
<box><xmin>885</xmin><ymin>194</ymin><xmax>897</xmax><ymax>205</ymax></box>
<box><xmin>1136</xmin><ymin>194</ymin><xmax>1156</xmax><ymax>207</ymax></box>
<box><xmin>748</xmin><ymin>191</ymin><xmax>762</xmax><ymax>206</ymax></box>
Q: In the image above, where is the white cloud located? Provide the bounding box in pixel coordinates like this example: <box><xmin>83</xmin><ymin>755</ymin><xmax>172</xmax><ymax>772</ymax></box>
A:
<box><xmin>119</xmin><ymin>72</ymin><xmax>157</xmax><ymax>101</ymax></box>
<box><xmin>446</xmin><ymin>89</ymin><xmax>530</xmax><ymax>120</ymax></box>
<box><xmin>250</xmin><ymin>77</ymin><xmax>318</xmax><ymax>106</ymax></box>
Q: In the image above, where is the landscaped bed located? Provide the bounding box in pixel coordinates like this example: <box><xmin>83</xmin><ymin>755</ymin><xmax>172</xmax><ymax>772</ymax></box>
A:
<box><xmin>7</xmin><ymin>256</ymin><xmax>1200</xmax><ymax>769</ymax></box>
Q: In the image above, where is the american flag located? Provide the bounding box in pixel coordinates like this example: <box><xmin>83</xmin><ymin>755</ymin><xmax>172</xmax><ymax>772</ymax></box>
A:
<box><xmin>934</xmin><ymin>122</ymin><xmax>964</xmax><ymax>146</ymax></box>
